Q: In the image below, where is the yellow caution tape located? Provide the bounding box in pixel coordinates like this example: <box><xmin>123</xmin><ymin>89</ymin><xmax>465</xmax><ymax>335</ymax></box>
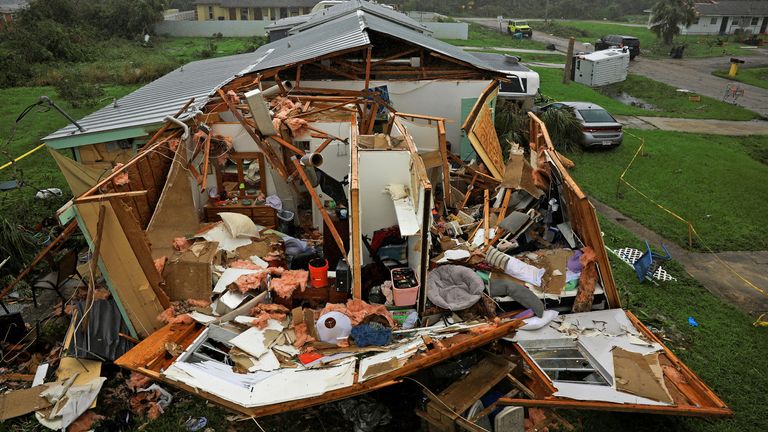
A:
<box><xmin>0</xmin><ymin>143</ymin><xmax>46</xmax><ymax>171</ymax></box>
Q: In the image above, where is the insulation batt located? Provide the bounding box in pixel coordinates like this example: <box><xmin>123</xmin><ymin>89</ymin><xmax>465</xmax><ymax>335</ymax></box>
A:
<box><xmin>270</xmin><ymin>269</ymin><xmax>309</xmax><ymax>298</ymax></box>
<box><xmin>153</xmin><ymin>256</ymin><xmax>167</xmax><ymax>275</ymax></box>
<box><xmin>320</xmin><ymin>298</ymin><xmax>395</xmax><ymax>327</ymax></box>
<box><xmin>234</xmin><ymin>267</ymin><xmax>284</xmax><ymax>292</ymax></box>
<box><xmin>572</xmin><ymin>247</ymin><xmax>599</xmax><ymax>313</ymax></box>
<box><xmin>172</xmin><ymin>237</ymin><xmax>191</xmax><ymax>252</ymax></box>
<box><xmin>111</xmin><ymin>163</ymin><xmax>130</xmax><ymax>186</ymax></box>
<box><xmin>249</xmin><ymin>303</ymin><xmax>290</xmax><ymax>329</ymax></box>
<box><xmin>293</xmin><ymin>322</ymin><xmax>315</xmax><ymax>348</ymax></box>
<box><xmin>67</xmin><ymin>411</ymin><xmax>105</xmax><ymax>432</ymax></box>
<box><xmin>127</xmin><ymin>372</ymin><xmax>152</xmax><ymax>391</ymax></box>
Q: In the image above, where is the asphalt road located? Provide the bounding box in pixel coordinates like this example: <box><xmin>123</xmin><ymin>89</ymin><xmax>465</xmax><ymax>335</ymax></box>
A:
<box><xmin>461</xmin><ymin>17</ymin><xmax>768</xmax><ymax>116</ymax></box>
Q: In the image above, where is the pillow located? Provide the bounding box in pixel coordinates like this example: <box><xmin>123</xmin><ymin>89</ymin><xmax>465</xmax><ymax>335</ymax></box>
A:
<box><xmin>219</xmin><ymin>212</ymin><xmax>259</xmax><ymax>238</ymax></box>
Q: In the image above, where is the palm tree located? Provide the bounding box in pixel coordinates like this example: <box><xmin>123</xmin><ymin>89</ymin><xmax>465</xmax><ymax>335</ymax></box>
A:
<box><xmin>650</xmin><ymin>0</ymin><xmax>697</xmax><ymax>45</ymax></box>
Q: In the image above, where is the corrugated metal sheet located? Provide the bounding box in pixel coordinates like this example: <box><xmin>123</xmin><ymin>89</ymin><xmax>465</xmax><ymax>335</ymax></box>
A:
<box><xmin>290</xmin><ymin>0</ymin><xmax>430</xmax><ymax>34</ymax></box>
<box><xmin>242</xmin><ymin>12</ymin><xmax>371</xmax><ymax>74</ymax></box>
<box><xmin>45</xmin><ymin>52</ymin><xmax>261</xmax><ymax>143</ymax></box>
<box><xmin>46</xmin><ymin>1</ymin><xmax>496</xmax><ymax>144</ymax></box>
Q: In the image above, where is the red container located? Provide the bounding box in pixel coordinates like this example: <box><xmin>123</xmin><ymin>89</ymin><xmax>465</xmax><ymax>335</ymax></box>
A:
<box><xmin>309</xmin><ymin>258</ymin><xmax>329</xmax><ymax>288</ymax></box>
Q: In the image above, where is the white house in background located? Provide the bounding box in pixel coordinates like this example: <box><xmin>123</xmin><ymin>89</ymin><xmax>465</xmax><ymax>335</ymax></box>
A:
<box><xmin>650</xmin><ymin>1</ymin><xmax>768</xmax><ymax>35</ymax></box>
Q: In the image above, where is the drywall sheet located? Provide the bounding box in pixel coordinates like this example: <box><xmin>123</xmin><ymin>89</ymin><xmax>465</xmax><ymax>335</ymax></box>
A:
<box><xmin>399</xmin><ymin>118</ymin><xmax>439</xmax><ymax>153</ymax></box>
<box><xmin>77</xmin><ymin>201</ymin><xmax>166</xmax><ymax>338</ymax></box>
<box><xmin>613</xmin><ymin>348</ymin><xmax>673</xmax><ymax>403</ymax></box>
<box><xmin>146</xmin><ymin>145</ymin><xmax>200</xmax><ymax>259</ymax></box>
<box><xmin>163</xmin><ymin>357</ymin><xmax>356</xmax><ymax>407</ymax></box>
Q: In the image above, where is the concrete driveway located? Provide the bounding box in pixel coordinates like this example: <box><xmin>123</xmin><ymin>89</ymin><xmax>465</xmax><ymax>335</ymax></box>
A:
<box><xmin>614</xmin><ymin>115</ymin><xmax>768</xmax><ymax>135</ymax></box>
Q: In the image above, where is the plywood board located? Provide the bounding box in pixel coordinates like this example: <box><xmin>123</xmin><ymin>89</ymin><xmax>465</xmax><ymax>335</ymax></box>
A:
<box><xmin>0</xmin><ymin>385</ymin><xmax>51</xmax><ymax>421</ymax></box>
<box><xmin>146</xmin><ymin>145</ymin><xmax>200</xmax><ymax>260</ymax></box>
<box><xmin>77</xmin><ymin>201</ymin><xmax>166</xmax><ymax>338</ymax></box>
<box><xmin>464</xmin><ymin>85</ymin><xmax>504</xmax><ymax>180</ymax></box>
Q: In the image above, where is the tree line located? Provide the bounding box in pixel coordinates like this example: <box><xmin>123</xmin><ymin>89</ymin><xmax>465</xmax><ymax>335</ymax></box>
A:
<box><xmin>0</xmin><ymin>0</ymin><xmax>167</xmax><ymax>87</ymax></box>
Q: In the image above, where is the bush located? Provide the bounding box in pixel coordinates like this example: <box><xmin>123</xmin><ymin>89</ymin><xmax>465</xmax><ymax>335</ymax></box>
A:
<box><xmin>53</xmin><ymin>70</ymin><xmax>105</xmax><ymax>107</ymax></box>
<box><xmin>540</xmin><ymin>106</ymin><xmax>583</xmax><ymax>153</ymax></box>
<box><xmin>199</xmin><ymin>40</ymin><xmax>218</xmax><ymax>58</ymax></box>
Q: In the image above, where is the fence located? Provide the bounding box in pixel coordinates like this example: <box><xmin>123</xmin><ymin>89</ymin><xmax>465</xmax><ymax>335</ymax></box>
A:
<box><xmin>155</xmin><ymin>18</ymin><xmax>468</xmax><ymax>40</ymax></box>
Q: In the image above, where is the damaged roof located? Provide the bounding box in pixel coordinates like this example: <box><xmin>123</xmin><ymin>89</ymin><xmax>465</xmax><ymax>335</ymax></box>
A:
<box><xmin>288</xmin><ymin>0</ymin><xmax>431</xmax><ymax>35</ymax></box>
<box><xmin>44</xmin><ymin>52</ymin><xmax>262</xmax><ymax>147</ymax></box>
<box><xmin>246</xmin><ymin>10</ymin><xmax>496</xmax><ymax>75</ymax></box>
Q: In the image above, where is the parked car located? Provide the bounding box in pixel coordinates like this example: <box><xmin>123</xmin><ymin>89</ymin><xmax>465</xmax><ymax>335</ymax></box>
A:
<box><xmin>536</xmin><ymin>102</ymin><xmax>623</xmax><ymax>148</ymax></box>
<box><xmin>595</xmin><ymin>35</ymin><xmax>640</xmax><ymax>59</ymax></box>
<box><xmin>507</xmin><ymin>20</ymin><xmax>532</xmax><ymax>38</ymax></box>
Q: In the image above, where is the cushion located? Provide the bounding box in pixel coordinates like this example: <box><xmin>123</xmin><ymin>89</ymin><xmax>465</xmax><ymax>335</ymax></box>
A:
<box><xmin>427</xmin><ymin>265</ymin><xmax>484</xmax><ymax>311</ymax></box>
<box><xmin>219</xmin><ymin>212</ymin><xmax>259</xmax><ymax>238</ymax></box>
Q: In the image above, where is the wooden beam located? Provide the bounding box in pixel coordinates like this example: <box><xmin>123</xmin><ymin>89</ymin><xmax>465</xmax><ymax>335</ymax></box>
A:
<box><xmin>217</xmin><ymin>89</ymin><xmax>288</xmax><ymax>179</ymax></box>
<box><xmin>437</xmin><ymin>120</ymin><xmax>451</xmax><ymax>208</ymax></box>
<box><xmin>350</xmin><ymin>117</ymin><xmax>362</xmax><ymax>299</ymax></box>
<box><xmin>76</xmin><ymin>190</ymin><xmax>149</xmax><ymax>204</ymax></box>
<box><xmin>200</xmin><ymin>130</ymin><xmax>212</xmax><ymax>192</ymax></box>
<box><xmin>270</xmin><ymin>135</ymin><xmax>306</xmax><ymax>156</ymax></box>
<box><xmin>291</xmin><ymin>158</ymin><xmax>347</xmax><ymax>258</ymax></box>
<box><xmin>364</xmin><ymin>46</ymin><xmax>373</xmax><ymax>91</ymax></box>
<box><xmin>314</xmin><ymin>137</ymin><xmax>334</xmax><ymax>154</ymax></box>
<box><xmin>372</xmin><ymin>47</ymin><xmax>420</xmax><ymax>65</ymax></box>
<box><xmin>83</xmin><ymin>204</ymin><xmax>106</xmax><ymax>321</ymax></box>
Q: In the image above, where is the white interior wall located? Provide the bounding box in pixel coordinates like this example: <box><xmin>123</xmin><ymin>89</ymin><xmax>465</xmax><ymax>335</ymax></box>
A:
<box><xmin>398</xmin><ymin>118</ymin><xmax>439</xmax><ymax>153</ymax></box>
<box><xmin>300</xmin><ymin>80</ymin><xmax>492</xmax><ymax>154</ymax></box>
<box><xmin>357</xmin><ymin>150</ymin><xmax>412</xmax><ymax>265</ymax></box>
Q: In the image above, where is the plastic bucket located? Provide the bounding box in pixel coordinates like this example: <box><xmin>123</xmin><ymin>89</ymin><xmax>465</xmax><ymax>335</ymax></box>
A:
<box><xmin>309</xmin><ymin>258</ymin><xmax>329</xmax><ymax>288</ymax></box>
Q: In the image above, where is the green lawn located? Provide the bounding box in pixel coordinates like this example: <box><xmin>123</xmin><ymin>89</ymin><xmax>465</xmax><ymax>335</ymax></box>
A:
<box><xmin>441</xmin><ymin>22</ymin><xmax>549</xmax><ymax>50</ymax></box>
<box><xmin>573</xmin><ymin>217</ymin><xmax>768</xmax><ymax>432</ymax></box>
<box><xmin>30</xmin><ymin>36</ymin><xmax>262</xmax><ymax>87</ymax></box>
<box><xmin>0</xmin><ymin>85</ymin><xmax>138</xmax><ymax>225</ymax></box>
<box><xmin>537</xmin><ymin>20</ymin><xmax>756</xmax><ymax>58</ymax></box>
<box><xmin>713</xmin><ymin>67</ymin><xmax>768</xmax><ymax>91</ymax></box>
<box><xmin>566</xmin><ymin>129</ymin><xmax>768</xmax><ymax>251</ymax></box>
<box><xmin>533</xmin><ymin>67</ymin><xmax>761</xmax><ymax>120</ymax></box>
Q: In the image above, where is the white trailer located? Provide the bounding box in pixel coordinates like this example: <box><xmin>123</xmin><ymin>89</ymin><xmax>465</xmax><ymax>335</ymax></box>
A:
<box><xmin>573</xmin><ymin>48</ymin><xmax>630</xmax><ymax>87</ymax></box>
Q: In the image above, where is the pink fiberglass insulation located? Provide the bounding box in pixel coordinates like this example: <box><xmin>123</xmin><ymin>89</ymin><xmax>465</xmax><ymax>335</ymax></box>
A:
<box><xmin>320</xmin><ymin>298</ymin><xmax>395</xmax><ymax>327</ymax></box>
<box><xmin>112</xmin><ymin>163</ymin><xmax>130</xmax><ymax>186</ymax></box>
<box><xmin>172</xmin><ymin>237</ymin><xmax>191</xmax><ymax>252</ymax></box>
<box><xmin>270</xmin><ymin>269</ymin><xmax>308</xmax><ymax>299</ymax></box>
<box><xmin>234</xmin><ymin>267</ymin><xmax>284</xmax><ymax>293</ymax></box>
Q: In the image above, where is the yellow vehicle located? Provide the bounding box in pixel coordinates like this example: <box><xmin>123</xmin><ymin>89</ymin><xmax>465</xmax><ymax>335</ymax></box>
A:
<box><xmin>507</xmin><ymin>20</ymin><xmax>532</xmax><ymax>37</ymax></box>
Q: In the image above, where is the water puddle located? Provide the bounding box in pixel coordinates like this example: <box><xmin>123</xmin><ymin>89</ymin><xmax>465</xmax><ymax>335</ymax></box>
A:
<box><xmin>610</xmin><ymin>92</ymin><xmax>658</xmax><ymax>110</ymax></box>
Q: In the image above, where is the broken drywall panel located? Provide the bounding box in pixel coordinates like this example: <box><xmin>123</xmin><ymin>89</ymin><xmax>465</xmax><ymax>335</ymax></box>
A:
<box><xmin>612</xmin><ymin>347</ymin><xmax>673</xmax><ymax>404</ymax></box>
<box><xmin>229</xmin><ymin>320</ymin><xmax>283</xmax><ymax>359</ymax></box>
<box><xmin>358</xmin><ymin>338</ymin><xmax>424</xmax><ymax>382</ymax></box>
<box><xmin>213</xmin><ymin>268</ymin><xmax>262</xmax><ymax>294</ymax></box>
<box><xmin>199</xmin><ymin>223</ymin><xmax>253</xmax><ymax>253</ymax></box>
<box><xmin>164</xmin><ymin>357</ymin><xmax>356</xmax><ymax>408</ymax></box>
<box><xmin>398</xmin><ymin>118</ymin><xmax>439</xmax><ymax>153</ymax></box>
<box><xmin>36</xmin><ymin>377</ymin><xmax>107</xmax><ymax>430</ymax></box>
<box><xmin>387</xmin><ymin>184</ymin><xmax>419</xmax><ymax>236</ymax></box>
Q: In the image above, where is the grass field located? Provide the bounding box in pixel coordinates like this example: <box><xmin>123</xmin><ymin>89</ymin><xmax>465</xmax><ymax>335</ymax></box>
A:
<box><xmin>0</xmin><ymin>85</ymin><xmax>138</xmax><ymax>225</ymax></box>
<box><xmin>441</xmin><ymin>22</ymin><xmax>548</xmax><ymax>50</ymax></box>
<box><xmin>537</xmin><ymin>20</ymin><xmax>756</xmax><ymax>58</ymax></box>
<box><xmin>533</xmin><ymin>67</ymin><xmax>760</xmax><ymax>120</ymax></box>
<box><xmin>566</xmin><ymin>129</ymin><xmax>768</xmax><ymax>251</ymax></box>
<box><xmin>573</xmin><ymin>217</ymin><xmax>768</xmax><ymax>432</ymax></box>
<box><xmin>30</xmin><ymin>36</ymin><xmax>261</xmax><ymax>86</ymax></box>
<box><xmin>713</xmin><ymin>66</ymin><xmax>768</xmax><ymax>90</ymax></box>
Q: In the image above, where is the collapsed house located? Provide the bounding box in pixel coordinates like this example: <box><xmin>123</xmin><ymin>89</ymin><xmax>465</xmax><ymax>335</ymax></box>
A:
<box><xmin>17</xmin><ymin>1</ymin><xmax>731</xmax><ymax>429</ymax></box>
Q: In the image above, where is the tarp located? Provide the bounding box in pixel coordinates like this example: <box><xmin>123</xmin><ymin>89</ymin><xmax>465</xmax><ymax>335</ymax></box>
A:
<box><xmin>49</xmin><ymin>149</ymin><xmax>106</xmax><ymax>197</ymax></box>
